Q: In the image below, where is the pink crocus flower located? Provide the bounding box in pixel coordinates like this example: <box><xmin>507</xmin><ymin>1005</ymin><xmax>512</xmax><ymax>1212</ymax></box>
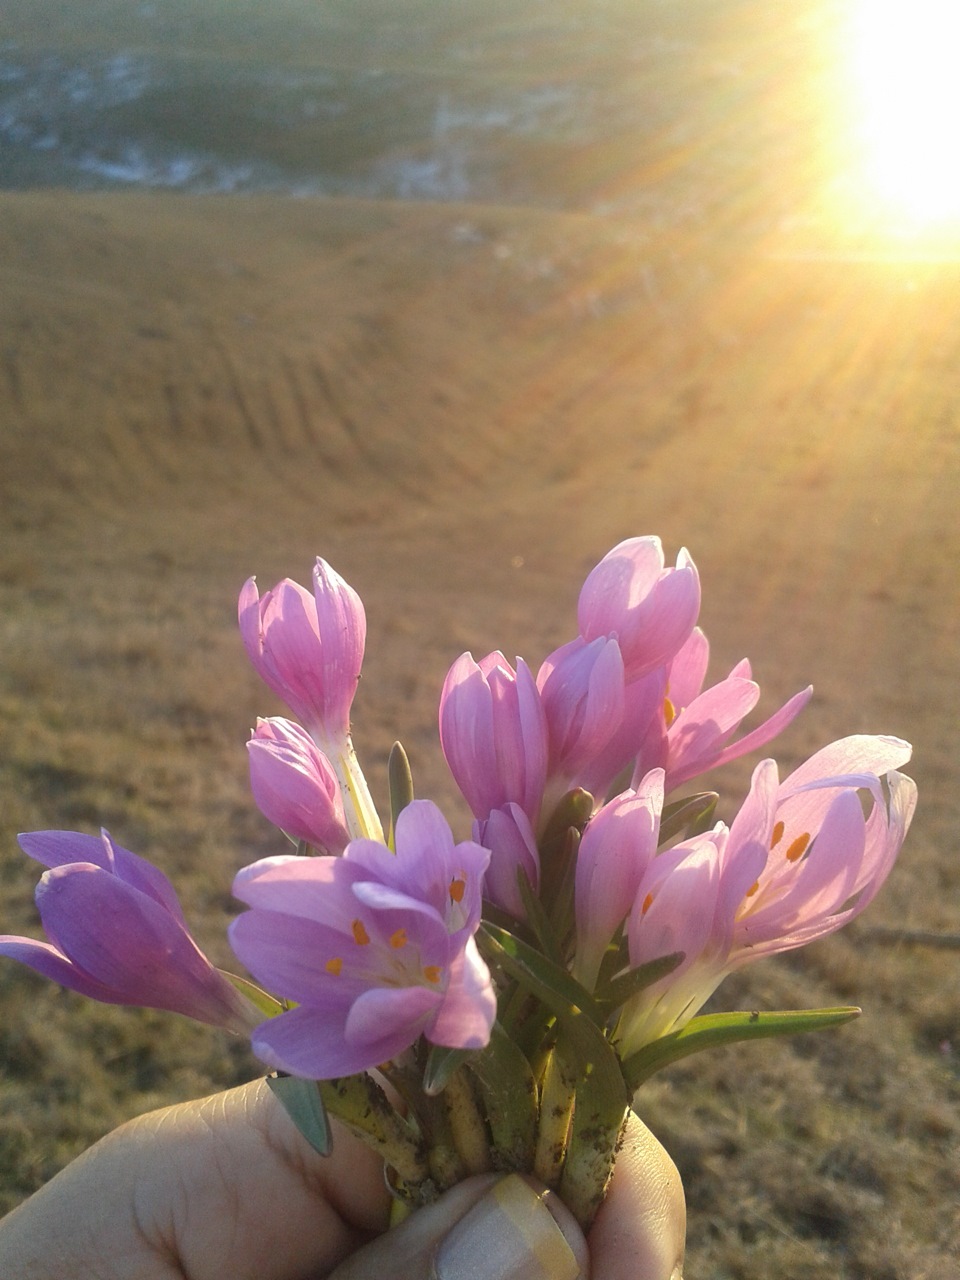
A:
<box><xmin>0</xmin><ymin>830</ymin><xmax>258</xmax><ymax>1033</ymax></box>
<box><xmin>439</xmin><ymin>651</ymin><xmax>547</xmax><ymax>827</ymax></box>
<box><xmin>239</xmin><ymin>558</ymin><xmax>365</xmax><ymax>742</ymax></box>
<box><xmin>229</xmin><ymin>800</ymin><xmax>496</xmax><ymax>1079</ymax></box>
<box><xmin>632</xmin><ymin>627</ymin><xmax>813</xmax><ymax>793</ymax></box>
<box><xmin>473</xmin><ymin>802</ymin><xmax>540</xmax><ymax>919</ymax></box>
<box><xmin>573</xmin><ymin>769</ymin><xmax>665</xmax><ymax>990</ymax></box>
<box><xmin>617</xmin><ymin>737</ymin><xmax>916</xmax><ymax>1054</ymax></box>
<box><xmin>248</xmin><ymin>717</ymin><xmax>351</xmax><ymax>854</ymax></box>
<box><xmin>578</xmin><ymin>537</ymin><xmax>700</xmax><ymax>682</ymax></box>
<box><xmin>558</xmin><ymin>667</ymin><xmax>666</xmax><ymax>808</ymax></box>
<box><xmin>536</xmin><ymin>635</ymin><xmax>626</xmax><ymax>790</ymax></box>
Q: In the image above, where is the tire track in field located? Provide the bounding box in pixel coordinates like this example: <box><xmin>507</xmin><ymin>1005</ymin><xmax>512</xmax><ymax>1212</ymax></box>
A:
<box><xmin>281</xmin><ymin>355</ymin><xmax>342</xmax><ymax>473</ymax></box>
<box><xmin>211</xmin><ymin>338</ymin><xmax>266</xmax><ymax>452</ymax></box>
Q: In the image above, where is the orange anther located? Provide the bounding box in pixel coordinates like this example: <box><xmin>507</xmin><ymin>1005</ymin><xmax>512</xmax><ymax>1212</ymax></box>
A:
<box><xmin>352</xmin><ymin>919</ymin><xmax>371</xmax><ymax>946</ymax></box>
<box><xmin>785</xmin><ymin>832</ymin><xmax>811</xmax><ymax>863</ymax></box>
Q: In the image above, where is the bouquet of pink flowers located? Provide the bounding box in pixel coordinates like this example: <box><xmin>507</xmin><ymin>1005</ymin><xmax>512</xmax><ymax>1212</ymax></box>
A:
<box><xmin>0</xmin><ymin>537</ymin><xmax>916</xmax><ymax>1228</ymax></box>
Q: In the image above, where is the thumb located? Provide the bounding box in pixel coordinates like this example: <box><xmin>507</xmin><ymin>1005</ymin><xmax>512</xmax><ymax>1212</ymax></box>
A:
<box><xmin>328</xmin><ymin>1173</ymin><xmax>589</xmax><ymax>1280</ymax></box>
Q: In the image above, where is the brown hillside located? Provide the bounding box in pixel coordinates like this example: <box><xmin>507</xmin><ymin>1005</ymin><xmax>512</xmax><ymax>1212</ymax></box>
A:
<box><xmin>1</xmin><ymin>191</ymin><xmax>958</xmax><ymax>1274</ymax></box>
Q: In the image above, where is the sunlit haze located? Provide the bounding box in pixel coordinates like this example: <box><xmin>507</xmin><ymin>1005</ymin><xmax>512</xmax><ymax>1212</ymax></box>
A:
<box><xmin>845</xmin><ymin>0</ymin><xmax>960</xmax><ymax>232</ymax></box>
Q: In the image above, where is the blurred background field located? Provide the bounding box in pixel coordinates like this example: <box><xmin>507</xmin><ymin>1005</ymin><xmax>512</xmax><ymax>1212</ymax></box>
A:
<box><xmin>1</xmin><ymin>2</ymin><xmax>959</xmax><ymax>1276</ymax></box>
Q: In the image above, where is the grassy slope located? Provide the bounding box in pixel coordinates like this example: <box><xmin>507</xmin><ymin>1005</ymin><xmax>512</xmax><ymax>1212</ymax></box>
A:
<box><xmin>1</xmin><ymin>189</ymin><xmax>958</xmax><ymax>1276</ymax></box>
<box><xmin>1</xmin><ymin>3</ymin><xmax>958</xmax><ymax>1276</ymax></box>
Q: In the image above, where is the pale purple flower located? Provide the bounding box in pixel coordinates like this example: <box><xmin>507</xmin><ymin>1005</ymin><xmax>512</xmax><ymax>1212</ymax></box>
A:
<box><xmin>561</xmin><ymin>667</ymin><xmax>665</xmax><ymax>806</ymax></box>
<box><xmin>618</xmin><ymin>738</ymin><xmax>916</xmax><ymax>1052</ymax></box>
<box><xmin>439</xmin><ymin>651</ymin><xmax>547</xmax><ymax>826</ymax></box>
<box><xmin>239</xmin><ymin>558</ymin><xmax>365</xmax><ymax>740</ymax></box>
<box><xmin>536</xmin><ymin>636</ymin><xmax>626</xmax><ymax>787</ymax></box>
<box><xmin>229</xmin><ymin>800</ymin><xmax>496</xmax><ymax>1078</ymax></box>
<box><xmin>633</xmin><ymin>627</ymin><xmax>812</xmax><ymax>792</ymax></box>
<box><xmin>248</xmin><ymin>717</ymin><xmax>350</xmax><ymax>854</ymax></box>
<box><xmin>578</xmin><ymin>537</ymin><xmax>700</xmax><ymax>681</ymax></box>
<box><xmin>573</xmin><ymin>769</ymin><xmax>665</xmax><ymax>989</ymax></box>
<box><xmin>619</xmin><ymin>760</ymin><xmax>776</xmax><ymax>1047</ymax></box>
<box><xmin>741</xmin><ymin>735</ymin><xmax>917</xmax><ymax>958</ymax></box>
<box><xmin>0</xmin><ymin>830</ymin><xmax>257</xmax><ymax>1033</ymax></box>
<box><xmin>473</xmin><ymin>802</ymin><xmax>540</xmax><ymax>919</ymax></box>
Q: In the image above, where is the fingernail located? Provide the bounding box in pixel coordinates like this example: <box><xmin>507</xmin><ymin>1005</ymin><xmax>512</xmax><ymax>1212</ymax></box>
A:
<box><xmin>433</xmin><ymin>1174</ymin><xmax>581</xmax><ymax>1280</ymax></box>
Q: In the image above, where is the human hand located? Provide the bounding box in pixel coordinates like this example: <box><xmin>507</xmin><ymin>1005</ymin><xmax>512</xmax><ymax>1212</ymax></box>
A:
<box><xmin>0</xmin><ymin>1078</ymin><xmax>685</xmax><ymax>1280</ymax></box>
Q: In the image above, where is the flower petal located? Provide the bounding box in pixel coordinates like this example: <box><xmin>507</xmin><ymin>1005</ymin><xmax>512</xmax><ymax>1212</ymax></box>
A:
<box><xmin>18</xmin><ymin>829</ymin><xmax>186</xmax><ymax>926</ymax></box>
<box><xmin>427</xmin><ymin>938</ymin><xmax>496</xmax><ymax>1048</ymax></box>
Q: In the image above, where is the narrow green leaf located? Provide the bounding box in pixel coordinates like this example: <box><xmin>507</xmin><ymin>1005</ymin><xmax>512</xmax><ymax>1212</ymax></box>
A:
<box><xmin>516</xmin><ymin>866</ymin><xmax>565</xmax><ymax>968</ymax></box>
<box><xmin>623</xmin><ymin>1006</ymin><xmax>862</xmax><ymax>1090</ymax></box>
<box><xmin>267</xmin><ymin>1073</ymin><xmax>332</xmax><ymax>1156</ymax></box>
<box><xmin>556</xmin><ymin>1014</ymin><xmax>630</xmax><ymax>1228</ymax></box>
<box><xmin>544</xmin><ymin>826</ymin><xmax>581</xmax><ymax>956</ymax></box>
<box><xmin>479</xmin><ymin>923</ymin><xmax>605</xmax><ymax>1028</ymax></box>
<box><xmin>422</xmin><ymin>1044</ymin><xmax>473</xmax><ymax>1096</ymax></box>
<box><xmin>222</xmin><ymin>970</ymin><xmax>285</xmax><ymax>1018</ymax></box>
<box><xmin>538</xmin><ymin>790</ymin><xmax>593</xmax><ymax>919</ymax></box>
<box><xmin>658</xmin><ymin>792</ymin><xmax>719</xmax><ymax>845</ymax></box>
<box><xmin>539</xmin><ymin>787</ymin><xmax>595</xmax><ymax>849</ymax></box>
<box><xmin>593</xmin><ymin>951</ymin><xmax>686</xmax><ymax>1015</ymax></box>
<box><xmin>387</xmin><ymin>741</ymin><xmax>415</xmax><ymax>851</ymax></box>
<box><xmin>467</xmin><ymin>1023</ymin><xmax>539</xmax><ymax>1171</ymax></box>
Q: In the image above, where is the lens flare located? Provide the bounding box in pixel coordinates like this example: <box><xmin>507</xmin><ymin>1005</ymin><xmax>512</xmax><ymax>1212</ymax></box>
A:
<box><xmin>848</xmin><ymin>0</ymin><xmax>960</xmax><ymax>228</ymax></box>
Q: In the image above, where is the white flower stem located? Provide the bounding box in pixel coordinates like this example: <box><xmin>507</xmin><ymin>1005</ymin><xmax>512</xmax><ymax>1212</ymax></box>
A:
<box><xmin>332</xmin><ymin>734</ymin><xmax>384</xmax><ymax>842</ymax></box>
<box><xmin>532</xmin><ymin>1047</ymin><xmax>576</xmax><ymax>1188</ymax></box>
<box><xmin>319</xmin><ymin>1074</ymin><xmax>429</xmax><ymax>1191</ymax></box>
<box><xmin>443</xmin><ymin>1067</ymin><xmax>493</xmax><ymax>1175</ymax></box>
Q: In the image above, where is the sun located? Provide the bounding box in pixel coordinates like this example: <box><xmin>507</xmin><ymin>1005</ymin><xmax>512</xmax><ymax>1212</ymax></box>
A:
<box><xmin>847</xmin><ymin>0</ymin><xmax>960</xmax><ymax>230</ymax></box>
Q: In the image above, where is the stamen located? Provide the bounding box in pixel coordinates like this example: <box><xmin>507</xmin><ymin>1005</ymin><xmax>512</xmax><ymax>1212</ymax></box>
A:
<box><xmin>770</xmin><ymin>820</ymin><xmax>785</xmax><ymax>847</ymax></box>
<box><xmin>663</xmin><ymin>696</ymin><xmax>677</xmax><ymax>727</ymax></box>
<box><xmin>325</xmin><ymin>957</ymin><xmax>343</xmax><ymax>975</ymax></box>
<box><xmin>641</xmin><ymin>891</ymin><xmax>655</xmax><ymax>915</ymax></box>
<box><xmin>785</xmin><ymin>832</ymin><xmax>811</xmax><ymax>863</ymax></box>
<box><xmin>352</xmin><ymin>919</ymin><xmax>371</xmax><ymax>946</ymax></box>
<box><xmin>449</xmin><ymin>877</ymin><xmax>466</xmax><ymax>903</ymax></box>
<box><xmin>423</xmin><ymin>965</ymin><xmax>442</xmax><ymax>983</ymax></box>
<box><xmin>389</xmin><ymin>928</ymin><xmax>407</xmax><ymax>949</ymax></box>
<box><xmin>745</xmin><ymin>881</ymin><xmax>760</xmax><ymax>898</ymax></box>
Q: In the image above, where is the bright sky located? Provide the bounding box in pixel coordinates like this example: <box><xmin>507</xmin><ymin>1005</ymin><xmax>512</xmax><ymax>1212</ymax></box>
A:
<box><xmin>846</xmin><ymin>0</ymin><xmax>960</xmax><ymax>231</ymax></box>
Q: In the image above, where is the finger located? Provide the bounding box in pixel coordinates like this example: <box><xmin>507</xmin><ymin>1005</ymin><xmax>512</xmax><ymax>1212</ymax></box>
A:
<box><xmin>329</xmin><ymin>1174</ymin><xmax>589</xmax><ymax>1280</ymax></box>
<box><xmin>587</xmin><ymin>1112</ymin><xmax>686</xmax><ymax>1280</ymax></box>
<box><xmin>0</xmin><ymin>1080</ymin><xmax>392</xmax><ymax>1280</ymax></box>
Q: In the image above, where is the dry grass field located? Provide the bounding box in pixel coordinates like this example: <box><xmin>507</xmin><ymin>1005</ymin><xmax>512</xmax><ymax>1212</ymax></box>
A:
<box><xmin>1</xmin><ymin>3</ymin><xmax>959</xmax><ymax>1277</ymax></box>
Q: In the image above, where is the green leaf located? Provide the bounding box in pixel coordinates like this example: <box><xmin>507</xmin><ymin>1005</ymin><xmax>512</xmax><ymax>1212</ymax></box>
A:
<box><xmin>658</xmin><ymin>792</ymin><xmax>719</xmax><ymax>845</ymax></box>
<box><xmin>623</xmin><ymin>1006</ymin><xmax>862</xmax><ymax>1090</ymax></box>
<box><xmin>478</xmin><ymin>920</ymin><xmax>631</xmax><ymax>1225</ymax></box>
<box><xmin>556</xmin><ymin>1011</ymin><xmax>630</xmax><ymax>1228</ymax></box>
<box><xmin>479</xmin><ymin>922</ymin><xmax>605</xmax><ymax>1028</ymax></box>
<box><xmin>422</xmin><ymin>1044</ymin><xmax>473</xmax><ymax>1096</ymax></box>
<box><xmin>516</xmin><ymin>865</ymin><xmax>565</xmax><ymax>968</ymax></box>
<box><xmin>467</xmin><ymin>1023</ymin><xmax>538</xmax><ymax>1171</ymax></box>
<box><xmin>387</xmin><ymin>741</ymin><xmax>415</xmax><ymax>851</ymax></box>
<box><xmin>539</xmin><ymin>788</ymin><xmax>595</xmax><ymax>849</ymax></box>
<box><xmin>538</xmin><ymin>790</ymin><xmax>593</xmax><ymax>920</ymax></box>
<box><xmin>544</xmin><ymin>826</ymin><xmax>581</xmax><ymax>957</ymax></box>
<box><xmin>593</xmin><ymin>951</ymin><xmax>686</xmax><ymax>1015</ymax></box>
<box><xmin>222</xmin><ymin>970</ymin><xmax>285</xmax><ymax>1018</ymax></box>
<box><xmin>267</xmin><ymin>1073</ymin><xmax>332</xmax><ymax>1156</ymax></box>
